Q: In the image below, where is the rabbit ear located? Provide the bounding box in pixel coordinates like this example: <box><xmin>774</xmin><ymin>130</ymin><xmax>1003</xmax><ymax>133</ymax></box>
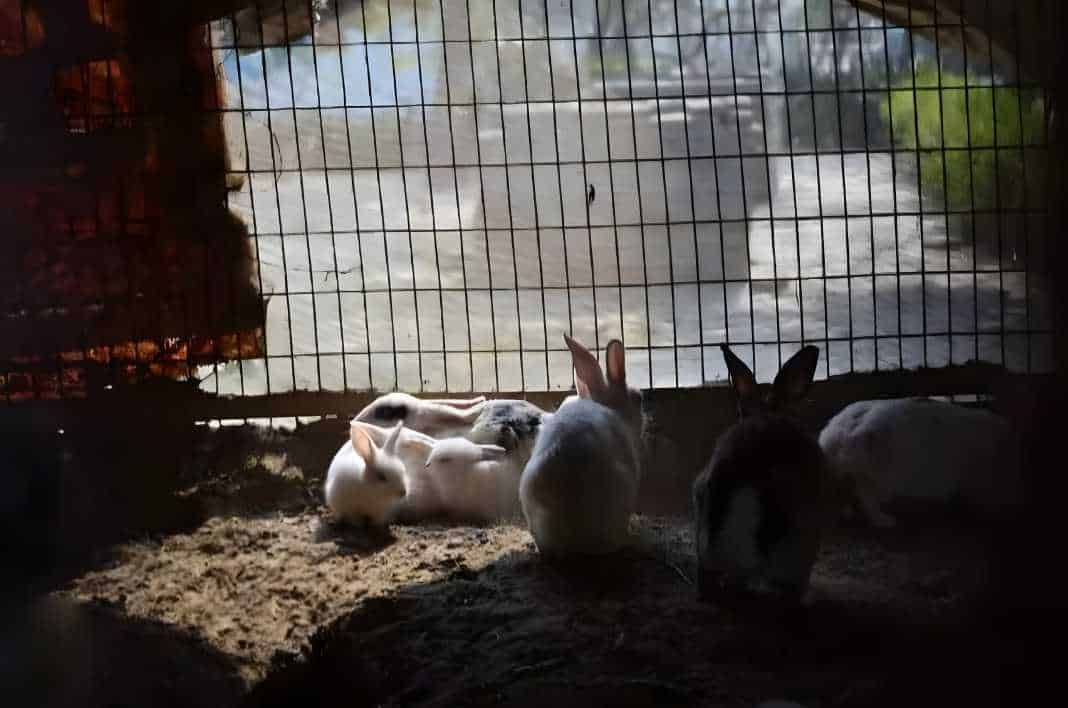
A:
<box><xmin>415</xmin><ymin>400</ymin><xmax>486</xmax><ymax>429</ymax></box>
<box><xmin>401</xmin><ymin>435</ymin><xmax>434</xmax><ymax>456</ymax></box>
<box><xmin>383</xmin><ymin>421</ymin><xmax>404</xmax><ymax>453</ymax></box>
<box><xmin>721</xmin><ymin>344</ymin><xmax>758</xmax><ymax>402</ymax></box>
<box><xmin>456</xmin><ymin>400</ymin><xmax>487</xmax><ymax>423</ymax></box>
<box><xmin>565</xmin><ymin>333</ymin><xmax>606</xmax><ymax>399</ymax></box>
<box><xmin>479</xmin><ymin>445</ymin><xmax>507</xmax><ymax>461</ymax></box>
<box><xmin>426</xmin><ymin>396</ymin><xmax>485</xmax><ymax>409</ymax></box>
<box><xmin>351</xmin><ymin>423</ymin><xmax>379</xmax><ymax>464</ymax></box>
<box><xmin>605</xmin><ymin>339</ymin><xmax>626</xmax><ymax>386</ymax></box>
<box><xmin>432</xmin><ymin>399</ymin><xmax>486</xmax><ymax>422</ymax></box>
<box><xmin>773</xmin><ymin>345</ymin><xmax>820</xmax><ymax>404</ymax></box>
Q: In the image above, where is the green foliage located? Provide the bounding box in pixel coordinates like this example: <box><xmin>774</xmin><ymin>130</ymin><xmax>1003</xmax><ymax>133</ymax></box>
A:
<box><xmin>880</xmin><ymin>62</ymin><xmax>1046</xmax><ymax>211</ymax></box>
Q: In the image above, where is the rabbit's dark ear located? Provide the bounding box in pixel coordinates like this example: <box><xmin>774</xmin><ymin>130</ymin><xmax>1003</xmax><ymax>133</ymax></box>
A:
<box><xmin>721</xmin><ymin>344</ymin><xmax>758</xmax><ymax>402</ymax></box>
<box><xmin>605</xmin><ymin>339</ymin><xmax>626</xmax><ymax>386</ymax></box>
<box><xmin>772</xmin><ymin>345</ymin><xmax>819</xmax><ymax>404</ymax></box>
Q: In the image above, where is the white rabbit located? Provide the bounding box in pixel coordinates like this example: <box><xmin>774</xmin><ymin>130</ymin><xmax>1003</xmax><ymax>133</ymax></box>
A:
<box><xmin>818</xmin><ymin>397</ymin><xmax>1024</xmax><ymax>527</ymax></box>
<box><xmin>353</xmin><ymin>419</ymin><xmax>436</xmax><ymax>478</ymax></box>
<box><xmin>353</xmin><ymin>393</ymin><xmax>487</xmax><ymax>438</ymax></box>
<box><xmin>353</xmin><ymin>420</ymin><xmax>451</xmax><ymax>524</ymax></box>
<box><xmin>519</xmin><ymin>335</ymin><xmax>644</xmax><ymax>557</ymax></box>
<box><xmin>423</xmin><ymin>437</ymin><xmax>524</xmax><ymax>523</ymax></box>
<box><xmin>323</xmin><ymin>421</ymin><xmax>407</xmax><ymax>526</ymax></box>
<box><xmin>556</xmin><ymin>394</ymin><xmax>580</xmax><ymax>410</ymax></box>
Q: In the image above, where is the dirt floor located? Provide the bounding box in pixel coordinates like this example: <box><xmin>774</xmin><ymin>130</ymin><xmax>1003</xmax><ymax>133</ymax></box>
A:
<box><xmin>3</xmin><ymin>414</ymin><xmax>1053</xmax><ymax>708</ymax></box>
<box><xmin>43</xmin><ymin>506</ymin><xmax>1008</xmax><ymax>708</ymax></box>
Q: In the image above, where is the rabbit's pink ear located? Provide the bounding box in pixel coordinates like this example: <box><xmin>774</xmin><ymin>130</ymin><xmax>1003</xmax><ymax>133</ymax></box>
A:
<box><xmin>721</xmin><ymin>344</ymin><xmax>758</xmax><ymax>402</ymax></box>
<box><xmin>427</xmin><ymin>396</ymin><xmax>485</xmax><ymax>409</ymax></box>
<box><xmin>351</xmin><ymin>423</ymin><xmax>379</xmax><ymax>464</ymax></box>
<box><xmin>605</xmin><ymin>339</ymin><xmax>626</xmax><ymax>386</ymax></box>
<box><xmin>421</xmin><ymin>400</ymin><xmax>485</xmax><ymax>427</ymax></box>
<box><xmin>401</xmin><ymin>435</ymin><xmax>434</xmax><ymax>456</ymax></box>
<box><xmin>773</xmin><ymin>345</ymin><xmax>820</xmax><ymax>403</ymax></box>
<box><xmin>456</xmin><ymin>400</ymin><xmax>487</xmax><ymax>422</ymax></box>
<box><xmin>565</xmin><ymin>334</ymin><xmax>605</xmax><ymax>399</ymax></box>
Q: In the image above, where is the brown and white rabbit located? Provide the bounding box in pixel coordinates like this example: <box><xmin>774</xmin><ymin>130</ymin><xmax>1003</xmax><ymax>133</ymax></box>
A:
<box><xmin>693</xmin><ymin>344</ymin><xmax>842</xmax><ymax>605</ymax></box>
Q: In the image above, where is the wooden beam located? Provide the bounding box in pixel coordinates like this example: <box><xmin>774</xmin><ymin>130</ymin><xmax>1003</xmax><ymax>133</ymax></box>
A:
<box><xmin>0</xmin><ymin>362</ymin><xmax>1047</xmax><ymax>430</ymax></box>
<box><xmin>847</xmin><ymin>1</ymin><xmax>1052</xmax><ymax>82</ymax></box>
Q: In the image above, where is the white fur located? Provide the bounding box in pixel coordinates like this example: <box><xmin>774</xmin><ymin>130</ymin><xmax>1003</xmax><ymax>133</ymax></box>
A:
<box><xmin>423</xmin><ymin>437</ymin><xmax>522</xmax><ymax>522</ymax></box>
<box><xmin>353</xmin><ymin>420</ymin><xmax>436</xmax><ymax>477</ymax></box>
<box><xmin>819</xmin><ymin>397</ymin><xmax>1023</xmax><ymax>527</ymax></box>
<box><xmin>519</xmin><ymin>336</ymin><xmax>643</xmax><ymax>556</ymax></box>
<box><xmin>354</xmin><ymin>392</ymin><xmax>487</xmax><ymax>438</ymax></box>
<box><xmin>356</xmin><ymin>421</ymin><xmax>446</xmax><ymax>523</ymax></box>
<box><xmin>323</xmin><ymin>423</ymin><xmax>407</xmax><ymax>526</ymax></box>
<box><xmin>557</xmin><ymin>394</ymin><xmax>580</xmax><ymax>410</ymax></box>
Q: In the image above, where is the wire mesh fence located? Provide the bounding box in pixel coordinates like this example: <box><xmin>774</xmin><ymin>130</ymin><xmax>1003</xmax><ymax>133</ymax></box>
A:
<box><xmin>9</xmin><ymin>0</ymin><xmax>1051</xmax><ymax>402</ymax></box>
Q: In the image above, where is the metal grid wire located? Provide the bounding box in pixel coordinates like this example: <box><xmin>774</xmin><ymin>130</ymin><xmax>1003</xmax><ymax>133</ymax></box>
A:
<box><xmin>202</xmin><ymin>0</ymin><xmax>1052</xmax><ymax>396</ymax></box>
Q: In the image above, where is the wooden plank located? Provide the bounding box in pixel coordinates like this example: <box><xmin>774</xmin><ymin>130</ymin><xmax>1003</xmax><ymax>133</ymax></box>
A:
<box><xmin>3</xmin><ymin>364</ymin><xmax>1052</xmax><ymax>519</ymax></box>
<box><xmin>1</xmin><ymin>363</ymin><xmax>1049</xmax><ymax>430</ymax></box>
<box><xmin>847</xmin><ymin>0</ymin><xmax>1044</xmax><ymax>82</ymax></box>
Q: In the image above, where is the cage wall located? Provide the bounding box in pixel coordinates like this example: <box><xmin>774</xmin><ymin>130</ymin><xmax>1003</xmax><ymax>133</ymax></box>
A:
<box><xmin>0</xmin><ymin>0</ymin><xmax>1054</xmax><ymax>402</ymax></box>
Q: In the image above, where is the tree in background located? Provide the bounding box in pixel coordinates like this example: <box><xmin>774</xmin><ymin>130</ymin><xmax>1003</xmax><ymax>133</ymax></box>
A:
<box><xmin>881</xmin><ymin>61</ymin><xmax>1046</xmax><ymax>214</ymax></box>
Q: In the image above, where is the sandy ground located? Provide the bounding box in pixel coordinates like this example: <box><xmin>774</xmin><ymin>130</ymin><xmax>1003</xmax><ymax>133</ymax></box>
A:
<box><xmin>46</xmin><ymin>501</ymin><xmax>1005</xmax><ymax>708</ymax></box>
<box><xmin>7</xmin><ymin>381</ymin><xmax>1056</xmax><ymax>708</ymax></box>
<box><xmin>62</xmin><ymin>516</ymin><xmax>534</xmax><ymax>686</ymax></box>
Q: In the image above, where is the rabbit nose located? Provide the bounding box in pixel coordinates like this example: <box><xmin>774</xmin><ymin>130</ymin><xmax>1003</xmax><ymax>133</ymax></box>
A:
<box><xmin>424</xmin><ymin>461</ymin><xmax>431</xmax><ymax>468</ymax></box>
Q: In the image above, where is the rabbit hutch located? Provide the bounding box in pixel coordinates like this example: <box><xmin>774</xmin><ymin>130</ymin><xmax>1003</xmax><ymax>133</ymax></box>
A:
<box><xmin>2</xmin><ymin>0</ymin><xmax>1066</xmax><ymax>706</ymax></box>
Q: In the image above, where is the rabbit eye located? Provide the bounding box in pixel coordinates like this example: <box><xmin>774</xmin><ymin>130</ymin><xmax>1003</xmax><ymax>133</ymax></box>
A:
<box><xmin>374</xmin><ymin>470</ymin><xmax>387</xmax><ymax>482</ymax></box>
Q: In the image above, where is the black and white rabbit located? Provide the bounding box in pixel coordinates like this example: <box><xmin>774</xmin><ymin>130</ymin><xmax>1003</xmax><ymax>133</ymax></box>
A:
<box><xmin>352</xmin><ymin>393</ymin><xmax>487</xmax><ymax>438</ymax></box>
<box><xmin>466</xmin><ymin>398</ymin><xmax>548</xmax><ymax>454</ymax></box>
<box><xmin>693</xmin><ymin>344</ymin><xmax>844</xmax><ymax>605</ymax></box>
